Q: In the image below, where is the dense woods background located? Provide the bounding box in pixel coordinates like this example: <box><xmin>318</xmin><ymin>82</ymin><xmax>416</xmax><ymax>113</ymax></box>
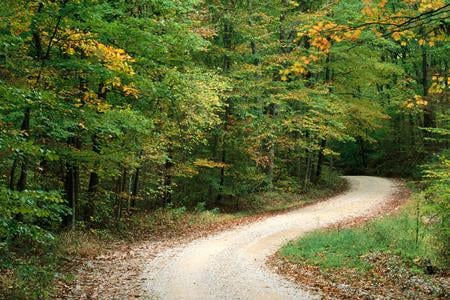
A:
<box><xmin>0</xmin><ymin>0</ymin><xmax>448</xmax><ymax>298</ymax></box>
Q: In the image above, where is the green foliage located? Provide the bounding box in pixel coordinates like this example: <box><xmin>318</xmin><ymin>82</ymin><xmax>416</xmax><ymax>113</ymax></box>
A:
<box><xmin>0</xmin><ymin>189</ymin><xmax>68</xmax><ymax>251</ymax></box>
<box><xmin>421</xmin><ymin>150</ymin><xmax>450</xmax><ymax>266</ymax></box>
<box><xmin>281</xmin><ymin>206</ymin><xmax>440</xmax><ymax>272</ymax></box>
<box><xmin>0</xmin><ymin>0</ymin><xmax>448</xmax><ymax>297</ymax></box>
<box><xmin>0</xmin><ymin>189</ymin><xmax>66</xmax><ymax>300</ymax></box>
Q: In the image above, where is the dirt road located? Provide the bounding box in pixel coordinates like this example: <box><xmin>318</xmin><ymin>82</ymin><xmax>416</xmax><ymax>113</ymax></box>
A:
<box><xmin>143</xmin><ymin>176</ymin><xmax>399</xmax><ymax>300</ymax></box>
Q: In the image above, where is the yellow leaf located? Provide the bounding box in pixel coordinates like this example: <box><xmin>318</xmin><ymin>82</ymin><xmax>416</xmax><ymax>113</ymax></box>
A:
<box><xmin>392</xmin><ymin>32</ymin><xmax>401</xmax><ymax>41</ymax></box>
<box><xmin>331</xmin><ymin>34</ymin><xmax>342</xmax><ymax>42</ymax></box>
<box><xmin>352</xmin><ymin>29</ymin><xmax>362</xmax><ymax>40</ymax></box>
<box><xmin>194</xmin><ymin>159</ymin><xmax>229</xmax><ymax>169</ymax></box>
<box><xmin>378</xmin><ymin>0</ymin><xmax>388</xmax><ymax>7</ymax></box>
<box><xmin>66</xmin><ymin>48</ymin><xmax>76</xmax><ymax>55</ymax></box>
<box><xmin>123</xmin><ymin>85</ymin><xmax>139</xmax><ymax>98</ymax></box>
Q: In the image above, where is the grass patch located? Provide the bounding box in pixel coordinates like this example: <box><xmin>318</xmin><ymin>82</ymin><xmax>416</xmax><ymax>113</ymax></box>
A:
<box><xmin>280</xmin><ymin>199</ymin><xmax>442</xmax><ymax>274</ymax></box>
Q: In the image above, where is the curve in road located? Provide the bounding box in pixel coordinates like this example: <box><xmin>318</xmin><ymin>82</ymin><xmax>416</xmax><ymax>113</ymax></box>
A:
<box><xmin>143</xmin><ymin>176</ymin><xmax>399</xmax><ymax>300</ymax></box>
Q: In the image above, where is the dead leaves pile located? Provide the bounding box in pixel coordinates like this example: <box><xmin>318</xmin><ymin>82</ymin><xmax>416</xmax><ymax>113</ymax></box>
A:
<box><xmin>268</xmin><ymin>252</ymin><xmax>449</xmax><ymax>300</ymax></box>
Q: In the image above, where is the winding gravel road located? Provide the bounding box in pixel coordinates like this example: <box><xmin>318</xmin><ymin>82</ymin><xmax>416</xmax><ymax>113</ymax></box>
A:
<box><xmin>143</xmin><ymin>176</ymin><xmax>399</xmax><ymax>300</ymax></box>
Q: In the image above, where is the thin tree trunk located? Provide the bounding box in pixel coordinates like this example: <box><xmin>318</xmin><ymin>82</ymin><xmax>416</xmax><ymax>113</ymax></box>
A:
<box><xmin>421</xmin><ymin>45</ymin><xmax>434</xmax><ymax>153</ymax></box>
<box><xmin>216</xmin><ymin>18</ymin><xmax>233</xmax><ymax>204</ymax></box>
<box><xmin>64</xmin><ymin>136</ymin><xmax>81</xmax><ymax>228</ymax></box>
<box><xmin>217</xmin><ymin>147</ymin><xmax>226</xmax><ymax>204</ymax></box>
<box><xmin>162</xmin><ymin>153</ymin><xmax>173</xmax><ymax>205</ymax></box>
<box><xmin>131</xmin><ymin>167</ymin><xmax>140</xmax><ymax>208</ymax></box>
<box><xmin>127</xmin><ymin>175</ymin><xmax>132</xmax><ymax>212</ymax></box>
<box><xmin>358</xmin><ymin>137</ymin><xmax>367</xmax><ymax>172</ymax></box>
<box><xmin>266</xmin><ymin>0</ymin><xmax>289</xmax><ymax>189</ymax></box>
<box><xmin>115</xmin><ymin>169</ymin><xmax>128</xmax><ymax>223</ymax></box>
<box><xmin>86</xmin><ymin>134</ymin><xmax>100</xmax><ymax>220</ymax></box>
<box><xmin>422</xmin><ymin>46</ymin><xmax>429</xmax><ymax>97</ymax></box>
<box><xmin>422</xmin><ymin>46</ymin><xmax>433</xmax><ymax>127</ymax></box>
<box><xmin>70</xmin><ymin>166</ymin><xmax>76</xmax><ymax>228</ymax></box>
<box><xmin>266</xmin><ymin>103</ymin><xmax>276</xmax><ymax>190</ymax></box>
<box><xmin>13</xmin><ymin>2</ymin><xmax>43</xmax><ymax>186</ymax></box>
<box><xmin>85</xmin><ymin>82</ymin><xmax>109</xmax><ymax>218</ymax></box>
<box><xmin>304</xmin><ymin>151</ymin><xmax>313</xmax><ymax>190</ymax></box>
<box><xmin>315</xmin><ymin>139</ymin><xmax>327</xmax><ymax>181</ymax></box>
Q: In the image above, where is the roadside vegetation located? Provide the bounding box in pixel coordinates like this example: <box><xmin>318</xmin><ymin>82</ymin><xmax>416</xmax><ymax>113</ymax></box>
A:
<box><xmin>282</xmin><ymin>199</ymin><xmax>443</xmax><ymax>273</ymax></box>
<box><xmin>279</xmin><ymin>151</ymin><xmax>449</xmax><ymax>298</ymax></box>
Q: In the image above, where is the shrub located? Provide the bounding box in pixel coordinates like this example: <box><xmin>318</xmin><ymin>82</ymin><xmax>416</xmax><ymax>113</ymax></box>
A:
<box><xmin>421</xmin><ymin>150</ymin><xmax>450</xmax><ymax>267</ymax></box>
<box><xmin>0</xmin><ymin>189</ymin><xmax>69</xmax><ymax>299</ymax></box>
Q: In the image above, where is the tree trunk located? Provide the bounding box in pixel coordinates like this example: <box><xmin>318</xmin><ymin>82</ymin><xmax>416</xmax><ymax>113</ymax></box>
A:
<box><xmin>12</xmin><ymin>3</ymin><xmax>41</xmax><ymax>190</ymax></box>
<box><xmin>265</xmin><ymin>0</ymin><xmax>289</xmax><ymax>189</ymax></box>
<box><xmin>279</xmin><ymin>0</ymin><xmax>289</xmax><ymax>54</ymax></box>
<box><xmin>86</xmin><ymin>134</ymin><xmax>100</xmax><ymax>220</ymax></box>
<box><xmin>266</xmin><ymin>103</ymin><xmax>276</xmax><ymax>190</ymax></box>
<box><xmin>64</xmin><ymin>136</ymin><xmax>81</xmax><ymax>228</ymax></box>
<box><xmin>358</xmin><ymin>136</ymin><xmax>367</xmax><ymax>172</ymax></box>
<box><xmin>163</xmin><ymin>157</ymin><xmax>173</xmax><ymax>205</ymax></box>
<box><xmin>315</xmin><ymin>139</ymin><xmax>327</xmax><ymax>181</ymax></box>
<box><xmin>217</xmin><ymin>147</ymin><xmax>226</xmax><ymax>204</ymax></box>
<box><xmin>421</xmin><ymin>46</ymin><xmax>434</xmax><ymax>129</ymax></box>
<box><xmin>64</xmin><ymin>164</ymin><xmax>79</xmax><ymax>228</ymax></box>
<box><xmin>216</xmin><ymin>19</ymin><xmax>233</xmax><ymax>204</ymax></box>
<box><xmin>131</xmin><ymin>167</ymin><xmax>140</xmax><ymax>208</ymax></box>
<box><xmin>422</xmin><ymin>48</ymin><xmax>433</xmax><ymax>123</ymax></box>
<box><xmin>304</xmin><ymin>151</ymin><xmax>313</xmax><ymax>190</ymax></box>
<box><xmin>31</xmin><ymin>3</ymin><xmax>44</xmax><ymax>59</ymax></box>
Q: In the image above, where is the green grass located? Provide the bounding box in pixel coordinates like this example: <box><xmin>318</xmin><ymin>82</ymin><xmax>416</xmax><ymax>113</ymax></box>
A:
<box><xmin>281</xmin><ymin>203</ymin><xmax>439</xmax><ymax>272</ymax></box>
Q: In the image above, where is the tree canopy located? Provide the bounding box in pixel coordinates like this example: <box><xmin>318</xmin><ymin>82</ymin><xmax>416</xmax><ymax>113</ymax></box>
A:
<box><xmin>0</xmin><ymin>1</ymin><xmax>448</xmax><ymax>296</ymax></box>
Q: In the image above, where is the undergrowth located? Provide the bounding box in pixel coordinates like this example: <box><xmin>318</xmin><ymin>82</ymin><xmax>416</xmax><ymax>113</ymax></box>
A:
<box><xmin>281</xmin><ymin>197</ymin><xmax>444</xmax><ymax>274</ymax></box>
<box><xmin>241</xmin><ymin>170</ymin><xmax>346</xmax><ymax>212</ymax></box>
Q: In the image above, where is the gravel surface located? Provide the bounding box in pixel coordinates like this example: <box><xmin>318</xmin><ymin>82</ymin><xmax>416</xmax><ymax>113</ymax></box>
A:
<box><xmin>142</xmin><ymin>176</ymin><xmax>399</xmax><ymax>300</ymax></box>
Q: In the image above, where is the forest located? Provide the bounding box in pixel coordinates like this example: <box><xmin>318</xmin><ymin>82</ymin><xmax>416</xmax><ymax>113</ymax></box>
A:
<box><xmin>0</xmin><ymin>0</ymin><xmax>448</xmax><ymax>299</ymax></box>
